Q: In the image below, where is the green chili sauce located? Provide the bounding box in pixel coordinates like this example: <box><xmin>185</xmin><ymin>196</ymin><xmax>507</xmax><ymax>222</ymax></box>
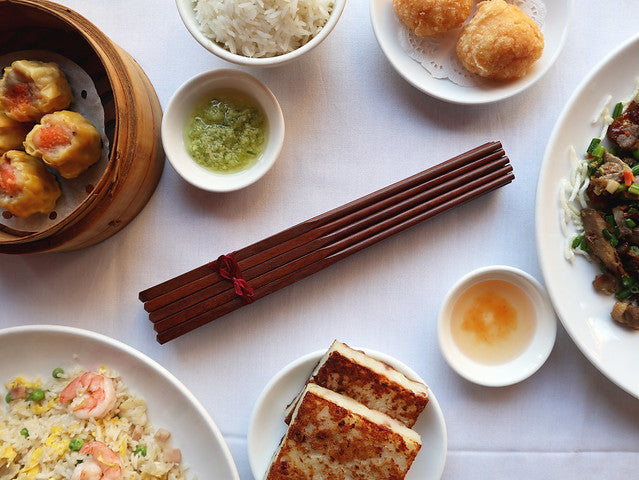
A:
<box><xmin>184</xmin><ymin>90</ymin><xmax>267</xmax><ymax>173</ymax></box>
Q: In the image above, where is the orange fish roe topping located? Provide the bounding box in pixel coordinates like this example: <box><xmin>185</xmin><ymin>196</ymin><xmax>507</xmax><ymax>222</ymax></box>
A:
<box><xmin>35</xmin><ymin>123</ymin><xmax>72</xmax><ymax>151</ymax></box>
<box><xmin>5</xmin><ymin>83</ymin><xmax>32</xmax><ymax>110</ymax></box>
<box><xmin>0</xmin><ymin>162</ymin><xmax>18</xmax><ymax>196</ymax></box>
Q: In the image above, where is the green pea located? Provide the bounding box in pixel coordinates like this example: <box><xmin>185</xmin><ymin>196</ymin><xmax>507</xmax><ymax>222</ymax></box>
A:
<box><xmin>20</xmin><ymin>428</ymin><xmax>29</xmax><ymax>438</ymax></box>
<box><xmin>5</xmin><ymin>392</ymin><xmax>11</xmax><ymax>403</ymax></box>
<box><xmin>134</xmin><ymin>445</ymin><xmax>147</xmax><ymax>457</ymax></box>
<box><xmin>69</xmin><ymin>437</ymin><xmax>85</xmax><ymax>451</ymax></box>
<box><xmin>52</xmin><ymin>368</ymin><xmax>64</xmax><ymax>379</ymax></box>
<box><xmin>27</xmin><ymin>389</ymin><xmax>45</xmax><ymax>402</ymax></box>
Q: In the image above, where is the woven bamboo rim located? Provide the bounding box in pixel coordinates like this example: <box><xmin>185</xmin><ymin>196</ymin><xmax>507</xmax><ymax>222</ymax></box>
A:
<box><xmin>0</xmin><ymin>0</ymin><xmax>164</xmax><ymax>253</ymax></box>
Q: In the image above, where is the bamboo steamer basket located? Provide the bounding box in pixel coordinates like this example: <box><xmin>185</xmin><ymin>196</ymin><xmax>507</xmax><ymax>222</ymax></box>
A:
<box><xmin>0</xmin><ymin>0</ymin><xmax>164</xmax><ymax>253</ymax></box>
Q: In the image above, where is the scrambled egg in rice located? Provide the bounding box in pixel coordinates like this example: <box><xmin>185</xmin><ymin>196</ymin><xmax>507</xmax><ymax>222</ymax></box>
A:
<box><xmin>0</xmin><ymin>366</ymin><xmax>190</xmax><ymax>480</ymax></box>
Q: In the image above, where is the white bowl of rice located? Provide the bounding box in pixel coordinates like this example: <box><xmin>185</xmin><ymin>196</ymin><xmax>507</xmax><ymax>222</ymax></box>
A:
<box><xmin>176</xmin><ymin>0</ymin><xmax>346</xmax><ymax>66</ymax></box>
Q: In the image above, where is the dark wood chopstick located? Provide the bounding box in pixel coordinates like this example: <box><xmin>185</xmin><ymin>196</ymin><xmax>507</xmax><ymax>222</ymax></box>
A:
<box><xmin>141</xmin><ymin>143</ymin><xmax>507</xmax><ymax>319</ymax></box>
<box><xmin>147</xmin><ymin>152</ymin><xmax>510</xmax><ymax>322</ymax></box>
<box><xmin>153</xmin><ymin>164</ymin><xmax>512</xmax><ymax>331</ymax></box>
<box><xmin>152</xmin><ymin>164</ymin><xmax>514</xmax><ymax>343</ymax></box>
<box><xmin>139</xmin><ymin>141</ymin><xmax>504</xmax><ymax>304</ymax></box>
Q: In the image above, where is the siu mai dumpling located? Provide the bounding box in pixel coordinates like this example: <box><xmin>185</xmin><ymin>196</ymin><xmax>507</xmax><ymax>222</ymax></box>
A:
<box><xmin>0</xmin><ymin>150</ymin><xmax>61</xmax><ymax>218</ymax></box>
<box><xmin>0</xmin><ymin>60</ymin><xmax>74</xmax><ymax>122</ymax></box>
<box><xmin>25</xmin><ymin>110</ymin><xmax>101</xmax><ymax>179</ymax></box>
<box><xmin>0</xmin><ymin>112</ymin><xmax>30</xmax><ymax>154</ymax></box>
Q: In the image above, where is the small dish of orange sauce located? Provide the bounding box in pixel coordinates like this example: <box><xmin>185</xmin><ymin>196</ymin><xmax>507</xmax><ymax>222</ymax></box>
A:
<box><xmin>437</xmin><ymin>265</ymin><xmax>556</xmax><ymax>387</ymax></box>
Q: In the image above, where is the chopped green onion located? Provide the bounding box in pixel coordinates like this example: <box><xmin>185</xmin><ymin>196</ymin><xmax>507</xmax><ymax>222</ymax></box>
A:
<box><xmin>605</xmin><ymin>215</ymin><xmax>620</xmax><ymax>235</ymax></box>
<box><xmin>634</xmin><ymin>149</ymin><xmax>639</xmax><ymax>161</ymax></box>
<box><xmin>630</xmin><ymin>246</ymin><xmax>639</xmax><ymax>254</ymax></box>
<box><xmin>617</xmin><ymin>288</ymin><xmax>633</xmax><ymax>301</ymax></box>
<box><xmin>134</xmin><ymin>445</ymin><xmax>147</xmax><ymax>457</ymax></box>
<box><xmin>602</xmin><ymin>228</ymin><xmax>619</xmax><ymax>247</ymax></box>
<box><xmin>632</xmin><ymin>164</ymin><xmax>639</xmax><ymax>176</ymax></box>
<box><xmin>588</xmin><ymin>157</ymin><xmax>604</xmax><ymax>174</ymax></box>
<box><xmin>621</xmin><ymin>276</ymin><xmax>637</xmax><ymax>288</ymax></box>
<box><xmin>5</xmin><ymin>392</ymin><xmax>11</xmax><ymax>403</ymax></box>
<box><xmin>591</xmin><ymin>144</ymin><xmax>606</xmax><ymax>158</ymax></box>
<box><xmin>571</xmin><ymin>234</ymin><xmax>584</xmax><ymax>249</ymax></box>
<box><xmin>587</xmin><ymin>138</ymin><xmax>601</xmax><ymax>154</ymax></box>
<box><xmin>20</xmin><ymin>428</ymin><xmax>29</xmax><ymax>438</ymax></box>
<box><xmin>626</xmin><ymin>218</ymin><xmax>637</xmax><ymax>228</ymax></box>
<box><xmin>630</xmin><ymin>184</ymin><xmax>639</xmax><ymax>196</ymax></box>
<box><xmin>69</xmin><ymin>438</ymin><xmax>84</xmax><ymax>451</ymax></box>
<box><xmin>572</xmin><ymin>234</ymin><xmax>590</xmax><ymax>252</ymax></box>
<box><xmin>579</xmin><ymin>236</ymin><xmax>589</xmax><ymax>251</ymax></box>
<box><xmin>27</xmin><ymin>389</ymin><xmax>44</xmax><ymax>402</ymax></box>
<box><xmin>52</xmin><ymin>368</ymin><xmax>64</xmax><ymax>379</ymax></box>
<box><xmin>612</xmin><ymin>102</ymin><xmax>624</xmax><ymax>118</ymax></box>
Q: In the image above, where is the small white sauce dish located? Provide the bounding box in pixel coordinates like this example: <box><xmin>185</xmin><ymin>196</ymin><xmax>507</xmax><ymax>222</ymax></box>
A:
<box><xmin>437</xmin><ymin>265</ymin><xmax>557</xmax><ymax>387</ymax></box>
<box><xmin>162</xmin><ymin>68</ymin><xmax>285</xmax><ymax>192</ymax></box>
<box><xmin>176</xmin><ymin>0</ymin><xmax>346</xmax><ymax>67</ymax></box>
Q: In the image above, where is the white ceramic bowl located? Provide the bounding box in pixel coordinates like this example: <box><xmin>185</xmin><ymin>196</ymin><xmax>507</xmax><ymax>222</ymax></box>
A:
<box><xmin>176</xmin><ymin>0</ymin><xmax>346</xmax><ymax>67</ymax></box>
<box><xmin>0</xmin><ymin>325</ymin><xmax>239</xmax><ymax>478</ymax></box>
<box><xmin>437</xmin><ymin>265</ymin><xmax>556</xmax><ymax>387</ymax></box>
<box><xmin>162</xmin><ymin>69</ymin><xmax>284</xmax><ymax>192</ymax></box>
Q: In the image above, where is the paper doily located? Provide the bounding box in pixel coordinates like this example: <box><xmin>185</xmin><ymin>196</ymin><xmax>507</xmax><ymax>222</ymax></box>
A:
<box><xmin>399</xmin><ymin>0</ymin><xmax>547</xmax><ymax>87</ymax></box>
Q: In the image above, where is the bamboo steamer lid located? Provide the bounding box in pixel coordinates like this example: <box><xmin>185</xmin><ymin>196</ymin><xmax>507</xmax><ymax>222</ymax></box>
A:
<box><xmin>0</xmin><ymin>0</ymin><xmax>164</xmax><ymax>253</ymax></box>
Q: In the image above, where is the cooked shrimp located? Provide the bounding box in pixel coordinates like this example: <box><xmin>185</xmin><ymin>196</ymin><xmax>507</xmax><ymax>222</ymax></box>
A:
<box><xmin>59</xmin><ymin>372</ymin><xmax>117</xmax><ymax>419</ymax></box>
<box><xmin>71</xmin><ymin>441</ymin><xmax>123</xmax><ymax>480</ymax></box>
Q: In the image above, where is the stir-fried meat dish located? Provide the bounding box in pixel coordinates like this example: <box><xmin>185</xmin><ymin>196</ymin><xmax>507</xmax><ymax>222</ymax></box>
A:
<box><xmin>577</xmin><ymin>100</ymin><xmax>639</xmax><ymax>329</ymax></box>
<box><xmin>608</xmin><ymin>101</ymin><xmax>639</xmax><ymax>151</ymax></box>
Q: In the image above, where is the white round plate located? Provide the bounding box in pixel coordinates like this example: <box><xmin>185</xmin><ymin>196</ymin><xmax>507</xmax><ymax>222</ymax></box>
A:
<box><xmin>535</xmin><ymin>33</ymin><xmax>639</xmax><ymax>398</ymax></box>
<box><xmin>0</xmin><ymin>325</ymin><xmax>239</xmax><ymax>479</ymax></box>
<box><xmin>369</xmin><ymin>0</ymin><xmax>573</xmax><ymax>104</ymax></box>
<box><xmin>247</xmin><ymin>348</ymin><xmax>447</xmax><ymax>479</ymax></box>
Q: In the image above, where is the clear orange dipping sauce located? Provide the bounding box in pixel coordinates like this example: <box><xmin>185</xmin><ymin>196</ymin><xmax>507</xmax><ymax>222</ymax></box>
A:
<box><xmin>450</xmin><ymin>279</ymin><xmax>536</xmax><ymax>365</ymax></box>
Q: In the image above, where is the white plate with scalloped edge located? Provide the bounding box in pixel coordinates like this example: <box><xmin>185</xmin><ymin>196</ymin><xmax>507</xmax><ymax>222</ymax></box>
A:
<box><xmin>370</xmin><ymin>0</ymin><xmax>573</xmax><ymax>104</ymax></box>
<box><xmin>536</xmin><ymin>33</ymin><xmax>639</xmax><ymax>398</ymax></box>
<box><xmin>247</xmin><ymin>348</ymin><xmax>447</xmax><ymax>479</ymax></box>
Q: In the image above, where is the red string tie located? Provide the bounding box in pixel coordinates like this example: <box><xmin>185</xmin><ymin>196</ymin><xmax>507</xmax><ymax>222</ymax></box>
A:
<box><xmin>214</xmin><ymin>253</ymin><xmax>254</xmax><ymax>303</ymax></box>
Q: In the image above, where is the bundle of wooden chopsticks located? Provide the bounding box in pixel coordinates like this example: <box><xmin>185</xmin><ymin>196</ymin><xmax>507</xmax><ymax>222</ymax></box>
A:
<box><xmin>139</xmin><ymin>141</ymin><xmax>514</xmax><ymax>343</ymax></box>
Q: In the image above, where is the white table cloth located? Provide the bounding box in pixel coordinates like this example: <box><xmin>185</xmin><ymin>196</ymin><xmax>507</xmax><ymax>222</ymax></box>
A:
<box><xmin>2</xmin><ymin>1</ymin><xmax>639</xmax><ymax>478</ymax></box>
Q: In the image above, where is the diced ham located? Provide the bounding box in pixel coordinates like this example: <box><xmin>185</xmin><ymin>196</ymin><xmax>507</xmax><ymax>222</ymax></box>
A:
<box><xmin>131</xmin><ymin>425</ymin><xmax>144</xmax><ymax>441</ymax></box>
<box><xmin>163</xmin><ymin>448</ymin><xmax>182</xmax><ymax>464</ymax></box>
<box><xmin>154</xmin><ymin>428</ymin><xmax>171</xmax><ymax>442</ymax></box>
<box><xmin>9</xmin><ymin>385</ymin><xmax>26</xmax><ymax>400</ymax></box>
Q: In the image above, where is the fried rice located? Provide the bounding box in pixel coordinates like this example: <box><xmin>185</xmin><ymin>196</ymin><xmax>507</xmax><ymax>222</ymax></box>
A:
<box><xmin>0</xmin><ymin>365</ymin><xmax>190</xmax><ymax>480</ymax></box>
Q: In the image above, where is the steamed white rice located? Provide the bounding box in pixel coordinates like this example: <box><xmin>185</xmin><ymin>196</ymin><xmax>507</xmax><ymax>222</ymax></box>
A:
<box><xmin>192</xmin><ymin>0</ymin><xmax>335</xmax><ymax>58</ymax></box>
<box><xmin>0</xmin><ymin>365</ymin><xmax>190</xmax><ymax>480</ymax></box>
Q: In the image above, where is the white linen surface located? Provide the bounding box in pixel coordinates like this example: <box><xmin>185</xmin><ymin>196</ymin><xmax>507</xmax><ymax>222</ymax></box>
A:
<box><xmin>1</xmin><ymin>1</ymin><xmax>639</xmax><ymax>478</ymax></box>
